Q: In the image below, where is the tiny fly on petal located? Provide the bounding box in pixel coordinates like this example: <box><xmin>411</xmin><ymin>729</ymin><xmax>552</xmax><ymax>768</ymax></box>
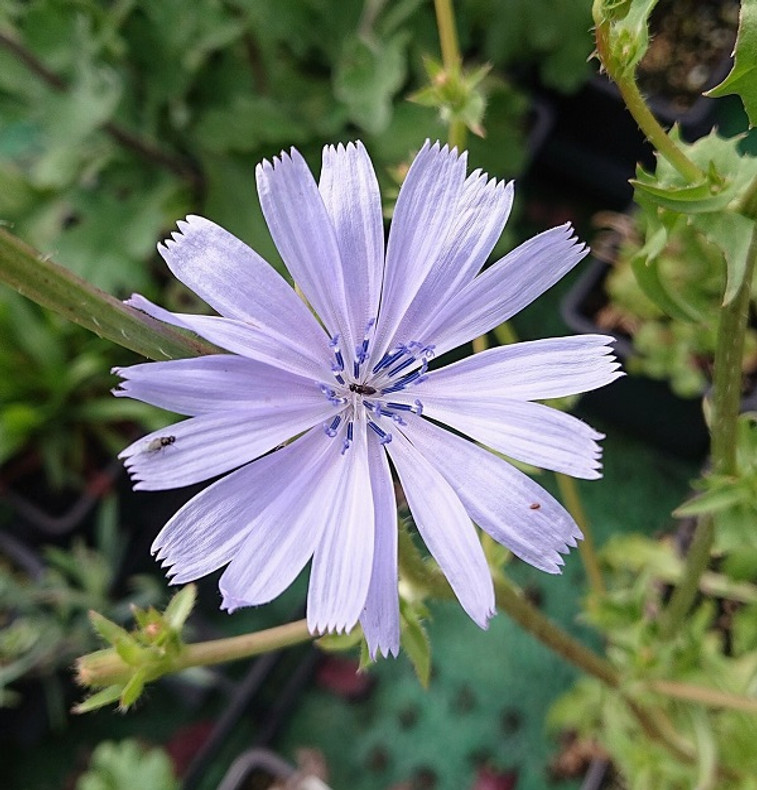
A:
<box><xmin>146</xmin><ymin>435</ymin><xmax>176</xmax><ymax>453</ymax></box>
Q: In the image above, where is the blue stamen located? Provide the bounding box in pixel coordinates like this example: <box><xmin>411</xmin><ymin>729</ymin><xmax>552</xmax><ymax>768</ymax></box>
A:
<box><xmin>324</xmin><ymin>415</ymin><xmax>342</xmax><ymax>437</ymax></box>
<box><xmin>341</xmin><ymin>420</ymin><xmax>354</xmax><ymax>455</ymax></box>
<box><xmin>388</xmin><ymin>355</ymin><xmax>417</xmax><ymax>377</ymax></box>
<box><xmin>319</xmin><ymin>383</ymin><xmax>346</xmax><ymax>406</ymax></box>
<box><xmin>385</xmin><ymin>402</ymin><xmax>414</xmax><ymax>411</ymax></box>
<box><xmin>381</xmin><ymin>369</ymin><xmax>427</xmax><ymax>395</ymax></box>
<box><xmin>353</xmin><ymin>360</ymin><xmax>360</xmax><ymax>378</ymax></box>
<box><xmin>334</xmin><ymin>373</ymin><xmax>345</xmax><ymax>385</ymax></box>
<box><xmin>368</xmin><ymin>420</ymin><xmax>392</xmax><ymax>444</ymax></box>
<box><xmin>372</xmin><ymin>347</ymin><xmax>405</xmax><ymax>374</ymax></box>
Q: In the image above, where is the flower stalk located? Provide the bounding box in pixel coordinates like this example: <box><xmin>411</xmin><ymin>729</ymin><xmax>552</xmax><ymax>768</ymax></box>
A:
<box><xmin>76</xmin><ymin>619</ymin><xmax>312</xmax><ymax>696</ymax></box>
<box><xmin>433</xmin><ymin>0</ymin><xmax>467</xmax><ymax>150</ymax></box>
<box><xmin>660</xmin><ymin>229</ymin><xmax>757</xmax><ymax>639</ymax></box>
<box><xmin>592</xmin><ymin>6</ymin><xmax>704</xmax><ymax>185</ymax></box>
<box><xmin>0</xmin><ymin>228</ymin><xmax>220</xmax><ymax>361</ymax></box>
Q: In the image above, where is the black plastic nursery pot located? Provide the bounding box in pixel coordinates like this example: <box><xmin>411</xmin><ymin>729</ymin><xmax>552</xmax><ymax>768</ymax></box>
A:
<box><xmin>537</xmin><ymin>0</ymin><xmax>737</xmax><ymax>208</ymax></box>
<box><xmin>561</xmin><ymin>257</ymin><xmax>710</xmax><ymax>461</ymax></box>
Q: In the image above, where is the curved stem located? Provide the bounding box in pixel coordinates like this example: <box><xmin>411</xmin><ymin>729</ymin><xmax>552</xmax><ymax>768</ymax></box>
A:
<box><xmin>493</xmin><ymin>576</ymin><xmax>617</xmax><ymax>686</ymax></box>
<box><xmin>593</xmin><ymin>18</ymin><xmax>704</xmax><ymax>184</ymax></box>
<box><xmin>613</xmin><ymin>78</ymin><xmax>704</xmax><ymax>183</ymax></box>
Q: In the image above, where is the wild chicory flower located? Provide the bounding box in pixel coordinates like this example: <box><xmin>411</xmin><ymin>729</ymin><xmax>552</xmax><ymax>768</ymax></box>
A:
<box><xmin>115</xmin><ymin>141</ymin><xmax>621</xmax><ymax>658</ymax></box>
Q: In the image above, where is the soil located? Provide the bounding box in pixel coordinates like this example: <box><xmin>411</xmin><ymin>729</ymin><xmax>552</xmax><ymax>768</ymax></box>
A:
<box><xmin>639</xmin><ymin>0</ymin><xmax>740</xmax><ymax>113</ymax></box>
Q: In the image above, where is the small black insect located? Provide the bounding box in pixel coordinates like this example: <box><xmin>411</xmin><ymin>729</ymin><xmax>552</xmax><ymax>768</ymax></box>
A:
<box><xmin>349</xmin><ymin>383</ymin><xmax>377</xmax><ymax>395</ymax></box>
<box><xmin>529</xmin><ymin>503</ymin><xmax>541</xmax><ymax>510</ymax></box>
<box><xmin>146</xmin><ymin>435</ymin><xmax>176</xmax><ymax>452</ymax></box>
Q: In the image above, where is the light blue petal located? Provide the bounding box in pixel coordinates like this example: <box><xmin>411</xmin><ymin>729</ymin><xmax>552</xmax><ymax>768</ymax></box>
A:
<box><xmin>319</xmin><ymin>142</ymin><xmax>384</xmax><ymax>349</ymax></box>
<box><xmin>152</xmin><ymin>427</ymin><xmax>330</xmax><ymax>583</ymax></box>
<box><xmin>422</xmin><ymin>224</ymin><xmax>589</xmax><ymax>356</ymax></box>
<box><xmin>256</xmin><ymin>148</ymin><xmax>350</xmax><ymax>341</ymax></box>
<box><xmin>119</xmin><ymin>399</ymin><xmax>336</xmax><ymax>490</ymax></box>
<box><xmin>308</xmin><ymin>412</ymin><xmax>375</xmax><ymax>634</ymax></box>
<box><xmin>125</xmin><ymin>294</ymin><xmax>328</xmax><ymax>379</ymax></box>
<box><xmin>359</xmin><ymin>431</ymin><xmax>400</xmax><ymax>659</ymax></box>
<box><xmin>113</xmin><ymin>354</ymin><xmax>324</xmax><ymax>416</ymax></box>
<box><xmin>371</xmin><ymin>141</ymin><xmax>467</xmax><ymax>362</ymax></box>
<box><xmin>216</xmin><ymin>428</ymin><xmax>339</xmax><ymax>608</ymax></box>
<box><xmin>401</xmin><ymin>418</ymin><xmax>582</xmax><ymax>573</ymax></box>
<box><xmin>414</xmin><ymin>335</ymin><xmax>623</xmax><ymax>402</ymax></box>
<box><xmin>393</xmin><ymin>173</ymin><xmax>514</xmax><ymax>345</ymax></box>
<box><xmin>387</xmin><ymin>430</ymin><xmax>495</xmax><ymax>628</ymax></box>
<box><xmin>158</xmin><ymin>215</ymin><xmax>329</xmax><ymax>359</ymax></box>
<box><xmin>414</xmin><ymin>396</ymin><xmax>604</xmax><ymax>479</ymax></box>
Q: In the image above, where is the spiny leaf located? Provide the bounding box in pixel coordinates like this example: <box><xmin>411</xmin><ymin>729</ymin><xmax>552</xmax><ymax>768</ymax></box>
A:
<box><xmin>707</xmin><ymin>0</ymin><xmax>757</xmax><ymax>128</ymax></box>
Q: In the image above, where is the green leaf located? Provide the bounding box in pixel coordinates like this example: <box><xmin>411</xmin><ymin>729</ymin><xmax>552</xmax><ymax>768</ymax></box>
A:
<box><xmin>334</xmin><ymin>32</ymin><xmax>409</xmax><ymax>134</ymax></box>
<box><xmin>194</xmin><ymin>94</ymin><xmax>309</xmax><ymax>153</ymax></box>
<box><xmin>89</xmin><ymin>610</ymin><xmax>131</xmax><ymax>646</ymax></box>
<box><xmin>399</xmin><ymin>601</ymin><xmax>431</xmax><ymax>688</ymax></box>
<box><xmin>633</xmin><ymin>130</ymin><xmax>757</xmax><ymax>215</ymax></box>
<box><xmin>674</xmin><ymin>485</ymin><xmax>747</xmax><ymax>518</ymax></box>
<box><xmin>707</xmin><ymin>0</ymin><xmax>757</xmax><ymax>128</ymax></box>
<box><xmin>119</xmin><ymin>668</ymin><xmax>146</xmax><ymax>710</ymax></box>
<box><xmin>690</xmin><ymin>212</ymin><xmax>756</xmax><ymax>305</ymax></box>
<box><xmin>628</xmin><ymin>214</ymin><xmax>703</xmax><ymax>322</ymax></box>
<box><xmin>162</xmin><ymin>585</ymin><xmax>197</xmax><ymax>633</ymax></box>
<box><xmin>72</xmin><ymin>684</ymin><xmax>123</xmax><ymax>715</ymax></box>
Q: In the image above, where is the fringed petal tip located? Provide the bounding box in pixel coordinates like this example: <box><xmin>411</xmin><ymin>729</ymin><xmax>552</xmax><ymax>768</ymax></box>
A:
<box><xmin>306</xmin><ymin>612</ymin><xmax>361</xmax><ymax>637</ymax></box>
<box><xmin>220</xmin><ymin>595</ymin><xmax>245</xmax><ymax>615</ymax></box>
<box><xmin>366</xmin><ymin>639</ymin><xmax>401</xmax><ymax>661</ymax></box>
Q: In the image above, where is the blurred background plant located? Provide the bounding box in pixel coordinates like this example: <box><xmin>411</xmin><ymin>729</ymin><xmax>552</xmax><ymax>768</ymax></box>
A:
<box><xmin>590</xmin><ymin>208</ymin><xmax>757</xmax><ymax>398</ymax></box>
<box><xmin>74</xmin><ymin>738</ymin><xmax>179</xmax><ymax>790</ymax></box>
<box><xmin>0</xmin><ymin>495</ymin><xmax>162</xmax><ymax>726</ymax></box>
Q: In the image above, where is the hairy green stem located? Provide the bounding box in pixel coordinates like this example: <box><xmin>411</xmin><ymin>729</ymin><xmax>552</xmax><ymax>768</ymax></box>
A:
<box><xmin>493</xmin><ymin>576</ymin><xmax>617</xmax><ymax>686</ymax></box>
<box><xmin>555</xmin><ymin>473</ymin><xmax>605</xmax><ymax>597</ymax></box>
<box><xmin>77</xmin><ymin>620</ymin><xmax>312</xmax><ymax>689</ymax></box>
<box><xmin>433</xmin><ymin>0</ymin><xmax>460</xmax><ymax>73</ymax></box>
<box><xmin>593</xmin><ymin>19</ymin><xmax>704</xmax><ymax>184</ymax></box>
<box><xmin>661</xmin><ymin>228</ymin><xmax>757</xmax><ymax>638</ymax></box>
<box><xmin>0</xmin><ymin>228</ymin><xmax>220</xmax><ymax>360</ymax></box>
<box><xmin>433</xmin><ymin>0</ymin><xmax>467</xmax><ymax>151</ymax></box>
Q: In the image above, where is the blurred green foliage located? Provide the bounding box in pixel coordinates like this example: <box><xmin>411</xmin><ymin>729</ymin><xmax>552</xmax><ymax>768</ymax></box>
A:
<box><xmin>0</xmin><ymin>289</ymin><xmax>167</xmax><ymax>488</ymax></box>
<box><xmin>592</xmin><ymin>210</ymin><xmax>757</xmax><ymax>398</ymax></box>
<box><xmin>549</xmin><ymin>531</ymin><xmax>757</xmax><ymax>789</ymax></box>
<box><xmin>75</xmin><ymin>739</ymin><xmax>179</xmax><ymax>790</ymax></box>
<box><xmin>0</xmin><ymin>496</ymin><xmax>163</xmax><ymax>716</ymax></box>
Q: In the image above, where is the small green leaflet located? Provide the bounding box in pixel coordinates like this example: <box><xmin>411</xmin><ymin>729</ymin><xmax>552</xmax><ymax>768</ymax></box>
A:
<box><xmin>707</xmin><ymin>0</ymin><xmax>757</xmax><ymax>128</ymax></box>
<box><xmin>690</xmin><ymin>212</ymin><xmax>756</xmax><ymax>305</ymax></box>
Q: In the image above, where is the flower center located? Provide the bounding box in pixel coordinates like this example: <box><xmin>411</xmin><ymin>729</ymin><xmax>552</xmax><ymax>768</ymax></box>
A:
<box><xmin>319</xmin><ymin>321</ymin><xmax>430</xmax><ymax>453</ymax></box>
